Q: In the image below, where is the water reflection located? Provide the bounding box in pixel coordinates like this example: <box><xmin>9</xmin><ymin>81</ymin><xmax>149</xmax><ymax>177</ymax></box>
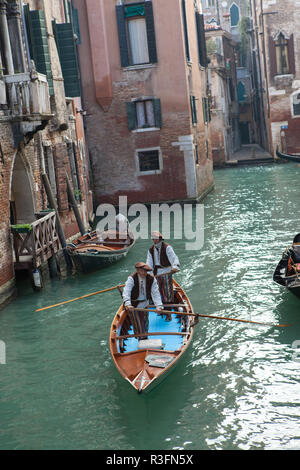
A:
<box><xmin>1</xmin><ymin>163</ymin><xmax>300</xmax><ymax>449</ymax></box>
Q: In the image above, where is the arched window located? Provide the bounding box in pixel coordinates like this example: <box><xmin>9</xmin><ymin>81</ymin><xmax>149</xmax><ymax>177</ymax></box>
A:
<box><xmin>230</xmin><ymin>3</ymin><xmax>240</xmax><ymax>27</ymax></box>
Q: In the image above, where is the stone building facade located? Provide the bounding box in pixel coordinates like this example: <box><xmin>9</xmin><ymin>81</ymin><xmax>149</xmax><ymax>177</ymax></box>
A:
<box><xmin>252</xmin><ymin>0</ymin><xmax>300</xmax><ymax>155</ymax></box>
<box><xmin>0</xmin><ymin>0</ymin><xmax>91</xmax><ymax>308</ymax></box>
<box><xmin>205</xmin><ymin>25</ymin><xmax>240</xmax><ymax>165</ymax></box>
<box><xmin>74</xmin><ymin>0</ymin><xmax>214</xmax><ymax>206</ymax></box>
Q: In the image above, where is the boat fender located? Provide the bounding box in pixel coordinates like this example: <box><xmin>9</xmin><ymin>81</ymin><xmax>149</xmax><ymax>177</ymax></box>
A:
<box><xmin>32</xmin><ymin>269</ymin><xmax>42</xmax><ymax>290</ymax></box>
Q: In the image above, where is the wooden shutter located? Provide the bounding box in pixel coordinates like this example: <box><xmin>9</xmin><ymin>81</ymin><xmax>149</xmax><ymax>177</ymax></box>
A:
<box><xmin>195</xmin><ymin>13</ymin><xmax>207</xmax><ymax>67</ymax></box>
<box><xmin>202</xmin><ymin>97</ymin><xmax>211</xmax><ymax>123</ymax></box>
<box><xmin>153</xmin><ymin>98</ymin><xmax>162</xmax><ymax>128</ymax></box>
<box><xmin>288</xmin><ymin>34</ymin><xmax>296</xmax><ymax>75</ymax></box>
<box><xmin>116</xmin><ymin>5</ymin><xmax>130</xmax><ymax>67</ymax></box>
<box><xmin>145</xmin><ymin>1</ymin><xmax>157</xmax><ymax>64</ymax></box>
<box><xmin>72</xmin><ymin>6</ymin><xmax>81</xmax><ymax>45</ymax></box>
<box><xmin>181</xmin><ymin>0</ymin><xmax>190</xmax><ymax>61</ymax></box>
<box><xmin>53</xmin><ymin>22</ymin><xmax>81</xmax><ymax>97</ymax></box>
<box><xmin>126</xmin><ymin>102</ymin><xmax>137</xmax><ymax>130</ymax></box>
<box><xmin>24</xmin><ymin>7</ymin><xmax>54</xmax><ymax>95</ymax></box>
<box><xmin>269</xmin><ymin>36</ymin><xmax>277</xmax><ymax>78</ymax></box>
<box><xmin>190</xmin><ymin>96</ymin><xmax>197</xmax><ymax>124</ymax></box>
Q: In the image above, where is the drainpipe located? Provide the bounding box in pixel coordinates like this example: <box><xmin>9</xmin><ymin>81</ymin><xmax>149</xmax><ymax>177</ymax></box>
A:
<box><xmin>0</xmin><ymin>0</ymin><xmax>15</xmax><ymax>74</ymax></box>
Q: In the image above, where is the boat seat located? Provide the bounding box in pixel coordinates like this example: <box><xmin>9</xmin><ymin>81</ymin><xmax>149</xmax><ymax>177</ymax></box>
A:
<box><xmin>138</xmin><ymin>338</ymin><xmax>164</xmax><ymax>350</ymax></box>
<box><xmin>145</xmin><ymin>354</ymin><xmax>174</xmax><ymax>368</ymax></box>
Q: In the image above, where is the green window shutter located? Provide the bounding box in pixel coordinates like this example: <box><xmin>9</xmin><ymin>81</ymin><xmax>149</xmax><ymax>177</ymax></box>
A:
<box><xmin>116</xmin><ymin>5</ymin><xmax>130</xmax><ymax>67</ymax></box>
<box><xmin>126</xmin><ymin>102</ymin><xmax>137</xmax><ymax>130</ymax></box>
<box><xmin>24</xmin><ymin>7</ymin><xmax>54</xmax><ymax>95</ymax></box>
<box><xmin>145</xmin><ymin>2</ymin><xmax>157</xmax><ymax>64</ymax></box>
<box><xmin>190</xmin><ymin>96</ymin><xmax>197</xmax><ymax>124</ymax></box>
<box><xmin>202</xmin><ymin>97</ymin><xmax>211</xmax><ymax>123</ymax></box>
<box><xmin>153</xmin><ymin>98</ymin><xmax>162</xmax><ymax>128</ymax></box>
<box><xmin>72</xmin><ymin>7</ymin><xmax>81</xmax><ymax>45</ymax></box>
<box><xmin>124</xmin><ymin>5</ymin><xmax>145</xmax><ymax>18</ymax></box>
<box><xmin>181</xmin><ymin>0</ymin><xmax>190</xmax><ymax>61</ymax></box>
<box><xmin>195</xmin><ymin>12</ymin><xmax>208</xmax><ymax>67</ymax></box>
<box><xmin>53</xmin><ymin>22</ymin><xmax>81</xmax><ymax>97</ymax></box>
<box><xmin>230</xmin><ymin>4</ymin><xmax>239</xmax><ymax>27</ymax></box>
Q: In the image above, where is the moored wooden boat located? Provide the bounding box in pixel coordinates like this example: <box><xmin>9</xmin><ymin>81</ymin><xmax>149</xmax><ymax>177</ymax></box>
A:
<box><xmin>276</xmin><ymin>148</ymin><xmax>300</xmax><ymax>163</ymax></box>
<box><xmin>273</xmin><ymin>234</ymin><xmax>300</xmax><ymax>299</ymax></box>
<box><xmin>109</xmin><ymin>279</ymin><xmax>195</xmax><ymax>393</ymax></box>
<box><xmin>66</xmin><ymin>229</ymin><xmax>135</xmax><ymax>273</ymax></box>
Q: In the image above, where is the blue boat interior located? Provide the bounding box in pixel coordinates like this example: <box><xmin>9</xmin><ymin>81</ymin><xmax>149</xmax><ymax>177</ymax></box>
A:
<box><xmin>119</xmin><ymin>308</ymin><xmax>185</xmax><ymax>353</ymax></box>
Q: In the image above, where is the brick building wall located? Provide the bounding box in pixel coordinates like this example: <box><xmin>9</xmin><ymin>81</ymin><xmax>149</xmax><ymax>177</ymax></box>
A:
<box><xmin>75</xmin><ymin>0</ymin><xmax>214</xmax><ymax>207</ymax></box>
<box><xmin>0</xmin><ymin>0</ymin><xmax>91</xmax><ymax>308</ymax></box>
<box><xmin>252</xmin><ymin>0</ymin><xmax>300</xmax><ymax>154</ymax></box>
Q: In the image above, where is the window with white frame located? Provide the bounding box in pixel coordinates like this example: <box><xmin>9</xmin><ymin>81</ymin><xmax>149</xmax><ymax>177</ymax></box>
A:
<box><xmin>136</xmin><ymin>147</ymin><xmax>162</xmax><ymax>175</ymax></box>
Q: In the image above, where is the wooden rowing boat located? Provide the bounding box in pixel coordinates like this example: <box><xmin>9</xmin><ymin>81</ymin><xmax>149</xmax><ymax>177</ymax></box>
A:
<box><xmin>109</xmin><ymin>279</ymin><xmax>195</xmax><ymax>393</ymax></box>
<box><xmin>66</xmin><ymin>229</ymin><xmax>135</xmax><ymax>273</ymax></box>
<box><xmin>273</xmin><ymin>234</ymin><xmax>300</xmax><ymax>299</ymax></box>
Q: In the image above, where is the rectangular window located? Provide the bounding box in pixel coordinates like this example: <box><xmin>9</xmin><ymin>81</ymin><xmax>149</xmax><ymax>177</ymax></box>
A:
<box><xmin>202</xmin><ymin>97</ymin><xmax>211</xmax><ymax>123</ymax></box>
<box><xmin>181</xmin><ymin>0</ymin><xmax>190</xmax><ymax>61</ymax></box>
<box><xmin>126</xmin><ymin>98</ymin><xmax>162</xmax><ymax>130</ymax></box>
<box><xmin>292</xmin><ymin>92</ymin><xmax>300</xmax><ymax>117</ymax></box>
<box><xmin>127</xmin><ymin>17</ymin><xmax>149</xmax><ymax>65</ymax></box>
<box><xmin>195</xmin><ymin>12</ymin><xmax>208</xmax><ymax>67</ymax></box>
<box><xmin>269</xmin><ymin>33</ymin><xmax>295</xmax><ymax>77</ymax></box>
<box><xmin>24</xmin><ymin>6</ymin><xmax>54</xmax><ymax>95</ymax></box>
<box><xmin>136</xmin><ymin>147</ymin><xmax>162</xmax><ymax>175</ymax></box>
<box><xmin>275</xmin><ymin>34</ymin><xmax>289</xmax><ymax>75</ymax></box>
<box><xmin>43</xmin><ymin>145</ymin><xmax>57</xmax><ymax>199</ymax></box>
<box><xmin>195</xmin><ymin>144</ymin><xmax>199</xmax><ymax>164</ymax></box>
<box><xmin>136</xmin><ymin>100</ymin><xmax>155</xmax><ymax>127</ymax></box>
<box><xmin>190</xmin><ymin>96</ymin><xmax>197</xmax><ymax>124</ymax></box>
<box><xmin>52</xmin><ymin>21</ymin><xmax>81</xmax><ymax>97</ymax></box>
<box><xmin>116</xmin><ymin>2</ymin><xmax>157</xmax><ymax>68</ymax></box>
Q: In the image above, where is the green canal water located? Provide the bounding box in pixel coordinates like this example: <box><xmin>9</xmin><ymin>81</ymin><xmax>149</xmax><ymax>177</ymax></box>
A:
<box><xmin>1</xmin><ymin>163</ymin><xmax>300</xmax><ymax>450</ymax></box>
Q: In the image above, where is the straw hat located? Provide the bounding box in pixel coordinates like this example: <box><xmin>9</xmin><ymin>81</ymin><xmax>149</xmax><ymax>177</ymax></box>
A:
<box><xmin>151</xmin><ymin>231</ymin><xmax>164</xmax><ymax>240</ymax></box>
<box><xmin>135</xmin><ymin>262</ymin><xmax>152</xmax><ymax>271</ymax></box>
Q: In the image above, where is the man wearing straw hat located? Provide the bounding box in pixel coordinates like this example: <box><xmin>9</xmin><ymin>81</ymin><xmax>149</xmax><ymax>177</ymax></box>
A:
<box><xmin>123</xmin><ymin>262</ymin><xmax>163</xmax><ymax>338</ymax></box>
<box><xmin>146</xmin><ymin>231</ymin><xmax>180</xmax><ymax>319</ymax></box>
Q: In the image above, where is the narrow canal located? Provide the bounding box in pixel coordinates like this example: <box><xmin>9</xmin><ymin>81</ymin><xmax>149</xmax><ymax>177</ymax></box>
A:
<box><xmin>1</xmin><ymin>162</ymin><xmax>300</xmax><ymax>450</ymax></box>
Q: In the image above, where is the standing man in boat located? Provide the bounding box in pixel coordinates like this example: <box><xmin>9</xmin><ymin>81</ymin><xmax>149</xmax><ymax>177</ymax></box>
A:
<box><xmin>115</xmin><ymin>213</ymin><xmax>134</xmax><ymax>241</ymax></box>
<box><xmin>146</xmin><ymin>232</ymin><xmax>180</xmax><ymax>318</ymax></box>
<box><xmin>123</xmin><ymin>262</ymin><xmax>163</xmax><ymax>338</ymax></box>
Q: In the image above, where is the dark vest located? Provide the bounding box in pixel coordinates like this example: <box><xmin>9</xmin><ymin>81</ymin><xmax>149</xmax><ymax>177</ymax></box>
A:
<box><xmin>292</xmin><ymin>245</ymin><xmax>300</xmax><ymax>263</ymax></box>
<box><xmin>149</xmin><ymin>242</ymin><xmax>171</xmax><ymax>275</ymax></box>
<box><xmin>130</xmin><ymin>272</ymin><xmax>154</xmax><ymax>307</ymax></box>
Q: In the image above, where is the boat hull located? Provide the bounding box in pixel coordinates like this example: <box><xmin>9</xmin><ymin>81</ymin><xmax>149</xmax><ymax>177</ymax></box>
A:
<box><xmin>276</xmin><ymin>149</ymin><xmax>300</xmax><ymax>163</ymax></box>
<box><xmin>67</xmin><ymin>230</ymin><xmax>135</xmax><ymax>273</ymax></box>
<box><xmin>110</xmin><ymin>279</ymin><xmax>195</xmax><ymax>393</ymax></box>
<box><xmin>69</xmin><ymin>249</ymin><xmax>129</xmax><ymax>273</ymax></box>
<box><xmin>273</xmin><ymin>250</ymin><xmax>300</xmax><ymax>299</ymax></box>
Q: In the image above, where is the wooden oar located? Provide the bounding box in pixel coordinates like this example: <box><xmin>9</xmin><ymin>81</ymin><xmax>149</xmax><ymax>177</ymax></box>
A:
<box><xmin>35</xmin><ymin>284</ymin><xmax>125</xmax><ymax>312</ymax></box>
<box><xmin>132</xmin><ymin>308</ymin><xmax>290</xmax><ymax>328</ymax></box>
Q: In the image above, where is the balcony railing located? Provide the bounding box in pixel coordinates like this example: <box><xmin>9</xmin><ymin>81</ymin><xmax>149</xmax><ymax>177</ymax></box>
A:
<box><xmin>11</xmin><ymin>211</ymin><xmax>61</xmax><ymax>269</ymax></box>
<box><xmin>3</xmin><ymin>70</ymin><xmax>51</xmax><ymax>118</ymax></box>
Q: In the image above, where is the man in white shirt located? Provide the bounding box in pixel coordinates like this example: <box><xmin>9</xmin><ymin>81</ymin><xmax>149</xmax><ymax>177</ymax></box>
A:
<box><xmin>123</xmin><ymin>262</ymin><xmax>163</xmax><ymax>338</ymax></box>
<box><xmin>146</xmin><ymin>232</ymin><xmax>180</xmax><ymax>317</ymax></box>
<box><xmin>146</xmin><ymin>231</ymin><xmax>180</xmax><ymax>276</ymax></box>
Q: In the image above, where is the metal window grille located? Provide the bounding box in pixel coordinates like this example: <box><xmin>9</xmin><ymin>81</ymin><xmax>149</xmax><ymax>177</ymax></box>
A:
<box><xmin>138</xmin><ymin>150</ymin><xmax>160</xmax><ymax>172</ymax></box>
